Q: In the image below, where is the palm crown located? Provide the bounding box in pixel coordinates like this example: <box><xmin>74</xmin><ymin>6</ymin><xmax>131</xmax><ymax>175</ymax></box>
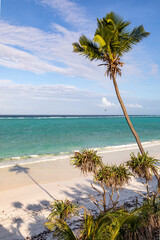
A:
<box><xmin>73</xmin><ymin>12</ymin><xmax>150</xmax><ymax>79</ymax></box>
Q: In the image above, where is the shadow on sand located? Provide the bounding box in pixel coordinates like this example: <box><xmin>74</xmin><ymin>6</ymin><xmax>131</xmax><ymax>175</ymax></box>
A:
<box><xmin>0</xmin><ymin>199</ymin><xmax>52</xmax><ymax>240</ymax></box>
<box><xmin>0</xmin><ymin>164</ymin><xmax>57</xmax><ymax>239</ymax></box>
<box><xmin>61</xmin><ymin>176</ymin><xmax>158</xmax><ymax>212</ymax></box>
<box><xmin>9</xmin><ymin>165</ymin><xmax>55</xmax><ymax>200</ymax></box>
<box><xmin>1</xmin><ymin>165</ymin><xmax>158</xmax><ymax>239</ymax></box>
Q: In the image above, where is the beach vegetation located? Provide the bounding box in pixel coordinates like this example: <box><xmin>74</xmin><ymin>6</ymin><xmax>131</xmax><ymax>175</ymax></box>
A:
<box><xmin>46</xmin><ymin>218</ymin><xmax>77</xmax><ymax>240</ymax></box>
<box><xmin>46</xmin><ymin>149</ymin><xmax>160</xmax><ymax>239</ymax></box>
<box><xmin>126</xmin><ymin>152</ymin><xmax>160</xmax><ymax>199</ymax></box>
<box><xmin>46</xmin><ymin>199</ymin><xmax>79</xmax><ymax>221</ymax></box>
<box><xmin>45</xmin><ymin>199</ymin><xmax>79</xmax><ymax>239</ymax></box>
<box><xmin>46</xmin><ymin>198</ymin><xmax>160</xmax><ymax>239</ymax></box>
<box><xmin>94</xmin><ymin>164</ymin><xmax>131</xmax><ymax>211</ymax></box>
<box><xmin>71</xmin><ymin>150</ymin><xmax>131</xmax><ymax>212</ymax></box>
<box><xmin>71</xmin><ymin>149</ymin><xmax>103</xmax><ymax>174</ymax></box>
<box><xmin>119</xmin><ymin>197</ymin><xmax>160</xmax><ymax>239</ymax></box>
<box><xmin>72</xmin><ymin>12</ymin><xmax>150</xmax><ymax>155</ymax></box>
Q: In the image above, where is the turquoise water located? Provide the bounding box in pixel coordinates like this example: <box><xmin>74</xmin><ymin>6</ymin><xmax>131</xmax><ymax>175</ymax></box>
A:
<box><xmin>0</xmin><ymin>116</ymin><xmax>160</xmax><ymax>159</ymax></box>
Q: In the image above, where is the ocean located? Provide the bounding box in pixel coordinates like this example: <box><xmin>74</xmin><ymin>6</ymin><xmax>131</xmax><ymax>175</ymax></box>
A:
<box><xmin>0</xmin><ymin>115</ymin><xmax>160</xmax><ymax>160</ymax></box>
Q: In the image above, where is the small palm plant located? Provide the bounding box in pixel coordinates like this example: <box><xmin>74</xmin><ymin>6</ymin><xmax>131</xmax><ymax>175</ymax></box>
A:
<box><xmin>71</xmin><ymin>149</ymin><xmax>103</xmax><ymax>175</ymax></box>
<box><xmin>73</xmin><ymin>12</ymin><xmax>150</xmax><ymax>155</ymax></box>
<box><xmin>46</xmin><ymin>203</ymin><xmax>159</xmax><ymax>240</ymax></box>
<box><xmin>78</xmin><ymin>209</ymin><xmax>128</xmax><ymax>240</ymax></box>
<box><xmin>45</xmin><ymin>199</ymin><xmax>79</xmax><ymax>239</ymax></box>
<box><xmin>94</xmin><ymin>164</ymin><xmax>131</xmax><ymax>211</ymax></box>
<box><xmin>119</xmin><ymin>197</ymin><xmax>160</xmax><ymax>240</ymax></box>
<box><xmin>47</xmin><ymin>218</ymin><xmax>77</xmax><ymax>240</ymax></box>
<box><xmin>126</xmin><ymin>152</ymin><xmax>160</xmax><ymax>199</ymax></box>
<box><xmin>48</xmin><ymin>199</ymin><xmax>79</xmax><ymax>221</ymax></box>
<box><xmin>46</xmin><ymin>208</ymin><xmax>130</xmax><ymax>240</ymax></box>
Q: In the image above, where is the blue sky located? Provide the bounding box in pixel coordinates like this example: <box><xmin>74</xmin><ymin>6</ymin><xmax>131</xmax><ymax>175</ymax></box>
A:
<box><xmin>0</xmin><ymin>0</ymin><xmax>159</xmax><ymax>115</ymax></box>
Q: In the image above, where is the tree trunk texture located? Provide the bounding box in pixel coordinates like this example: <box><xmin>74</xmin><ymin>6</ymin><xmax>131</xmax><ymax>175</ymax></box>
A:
<box><xmin>112</xmin><ymin>75</ymin><xmax>145</xmax><ymax>155</ymax></box>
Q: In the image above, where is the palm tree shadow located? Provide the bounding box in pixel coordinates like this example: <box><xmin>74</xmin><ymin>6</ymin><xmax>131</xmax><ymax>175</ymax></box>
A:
<box><xmin>11</xmin><ymin>217</ymin><xmax>24</xmax><ymax>239</ymax></box>
<box><xmin>61</xmin><ymin>178</ymin><xmax>147</xmax><ymax>213</ymax></box>
<box><xmin>0</xmin><ymin>223</ymin><xmax>23</xmax><ymax>240</ymax></box>
<box><xmin>1</xmin><ymin>200</ymin><xmax>52</xmax><ymax>239</ymax></box>
<box><xmin>9</xmin><ymin>165</ymin><xmax>55</xmax><ymax>200</ymax></box>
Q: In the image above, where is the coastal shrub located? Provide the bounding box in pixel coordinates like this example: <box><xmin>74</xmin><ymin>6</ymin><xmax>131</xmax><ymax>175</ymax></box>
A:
<box><xmin>119</xmin><ymin>197</ymin><xmax>160</xmax><ymax>239</ymax></box>
<box><xmin>126</xmin><ymin>152</ymin><xmax>159</xmax><ymax>180</ymax></box>
<box><xmin>78</xmin><ymin>209</ymin><xmax>128</xmax><ymax>240</ymax></box>
<box><xmin>126</xmin><ymin>152</ymin><xmax>160</xmax><ymax>199</ymax></box>
<box><xmin>95</xmin><ymin>164</ymin><xmax>131</xmax><ymax>188</ymax></box>
<box><xmin>71</xmin><ymin>149</ymin><xmax>132</xmax><ymax>212</ymax></box>
<box><xmin>46</xmin><ymin>207</ymin><xmax>130</xmax><ymax>239</ymax></box>
<box><xmin>46</xmin><ymin>218</ymin><xmax>77</xmax><ymax>240</ymax></box>
<box><xmin>45</xmin><ymin>200</ymin><xmax>79</xmax><ymax>239</ymax></box>
<box><xmin>93</xmin><ymin>164</ymin><xmax>132</xmax><ymax>211</ymax></box>
<box><xmin>46</xmin><ymin>151</ymin><xmax>160</xmax><ymax>239</ymax></box>
<box><xmin>71</xmin><ymin>149</ymin><xmax>103</xmax><ymax>174</ymax></box>
<box><xmin>45</xmin><ymin>199</ymin><xmax>79</xmax><ymax>234</ymax></box>
<box><xmin>47</xmin><ymin>199</ymin><xmax>79</xmax><ymax>221</ymax></box>
<box><xmin>46</xmin><ymin>200</ymin><xmax>160</xmax><ymax>240</ymax></box>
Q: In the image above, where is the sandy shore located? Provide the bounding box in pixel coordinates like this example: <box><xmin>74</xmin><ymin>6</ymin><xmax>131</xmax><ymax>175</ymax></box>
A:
<box><xmin>0</xmin><ymin>141</ymin><xmax>160</xmax><ymax>239</ymax></box>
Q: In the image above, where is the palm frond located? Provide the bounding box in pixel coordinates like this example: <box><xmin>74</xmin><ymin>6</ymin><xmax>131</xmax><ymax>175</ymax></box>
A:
<box><xmin>52</xmin><ymin>219</ymin><xmax>77</xmax><ymax>240</ymax></box>
<box><xmin>79</xmin><ymin>212</ymin><xmax>95</xmax><ymax>239</ymax></box>
<box><xmin>73</xmin><ymin>35</ymin><xmax>103</xmax><ymax>61</ymax></box>
<box><xmin>130</xmin><ymin>25</ymin><xmax>150</xmax><ymax>44</ymax></box>
<box><xmin>48</xmin><ymin>199</ymin><xmax>79</xmax><ymax>221</ymax></box>
<box><xmin>105</xmin><ymin>12</ymin><xmax>123</xmax><ymax>26</ymax></box>
<box><xmin>126</xmin><ymin>152</ymin><xmax>159</xmax><ymax>181</ymax></box>
<box><xmin>93</xmin><ymin>35</ymin><xmax>106</xmax><ymax>48</ymax></box>
<box><xmin>71</xmin><ymin>149</ymin><xmax>103</xmax><ymax>174</ymax></box>
<box><xmin>95</xmin><ymin>164</ymin><xmax>131</xmax><ymax>189</ymax></box>
<box><xmin>118</xmin><ymin>25</ymin><xmax>150</xmax><ymax>55</ymax></box>
<box><xmin>72</xmin><ymin>42</ymin><xmax>85</xmax><ymax>53</ymax></box>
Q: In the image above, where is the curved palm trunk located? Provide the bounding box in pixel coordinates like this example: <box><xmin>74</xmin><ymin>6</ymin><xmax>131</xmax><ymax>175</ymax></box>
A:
<box><xmin>112</xmin><ymin>74</ymin><xmax>145</xmax><ymax>155</ymax></box>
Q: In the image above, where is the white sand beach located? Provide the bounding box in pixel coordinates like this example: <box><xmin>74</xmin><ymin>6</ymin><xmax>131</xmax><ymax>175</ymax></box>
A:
<box><xmin>0</xmin><ymin>141</ymin><xmax>160</xmax><ymax>239</ymax></box>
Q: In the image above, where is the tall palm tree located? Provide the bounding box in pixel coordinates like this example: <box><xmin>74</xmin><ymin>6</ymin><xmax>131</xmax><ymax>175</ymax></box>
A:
<box><xmin>72</xmin><ymin>12</ymin><xmax>150</xmax><ymax>154</ymax></box>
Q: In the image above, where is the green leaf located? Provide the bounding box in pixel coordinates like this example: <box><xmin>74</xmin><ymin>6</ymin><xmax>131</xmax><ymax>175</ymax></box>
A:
<box><xmin>94</xmin><ymin>35</ymin><xmax>106</xmax><ymax>48</ymax></box>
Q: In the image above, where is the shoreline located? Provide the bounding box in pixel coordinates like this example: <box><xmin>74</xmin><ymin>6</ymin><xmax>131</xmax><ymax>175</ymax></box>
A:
<box><xmin>0</xmin><ymin>141</ymin><xmax>160</xmax><ymax>191</ymax></box>
<box><xmin>0</xmin><ymin>139</ymin><xmax>160</xmax><ymax>169</ymax></box>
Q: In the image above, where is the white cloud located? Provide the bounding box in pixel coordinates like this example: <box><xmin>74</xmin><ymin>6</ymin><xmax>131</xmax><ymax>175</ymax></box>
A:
<box><xmin>101</xmin><ymin>97</ymin><xmax>116</xmax><ymax>107</ymax></box>
<box><xmin>0</xmin><ymin>79</ymin><xmax>12</xmax><ymax>85</ymax></box>
<box><xmin>0</xmin><ymin>80</ymin><xmax>107</xmax><ymax>114</ymax></box>
<box><xmin>0</xmin><ymin>80</ymin><xmax>103</xmax><ymax>101</ymax></box>
<box><xmin>0</xmin><ymin>17</ymin><xmax>155</xmax><ymax>85</ymax></box>
<box><xmin>0</xmin><ymin>20</ymin><xmax>106</xmax><ymax>82</ymax></box>
<box><xmin>39</xmin><ymin>0</ymin><xmax>88</xmax><ymax>26</ymax></box>
<box><xmin>0</xmin><ymin>80</ymin><xmax>159</xmax><ymax>115</ymax></box>
<box><xmin>127</xmin><ymin>103</ymin><xmax>143</xmax><ymax>109</ymax></box>
<box><xmin>0</xmin><ymin>44</ymin><xmax>69</xmax><ymax>74</ymax></box>
<box><xmin>0</xmin><ymin>15</ymin><xmax>157</xmax><ymax>84</ymax></box>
